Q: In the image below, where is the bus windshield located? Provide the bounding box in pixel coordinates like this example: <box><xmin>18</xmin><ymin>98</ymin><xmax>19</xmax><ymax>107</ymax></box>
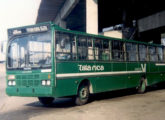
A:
<box><xmin>7</xmin><ymin>32</ymin><xmax>52</xmax><ymax>70</ymax></box>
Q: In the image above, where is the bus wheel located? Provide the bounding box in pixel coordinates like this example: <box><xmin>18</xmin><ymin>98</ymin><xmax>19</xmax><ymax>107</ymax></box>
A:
<box><xmin>38</xmin><ymin>97</ymin><xmax>54</xmax><ymax>106</ymax></box>
<box><xmin>138</xmin><ymin>78</ymin><xmax>147</xmax><ymax>94</ymax></box>
<box><xmin>75</xmin><ymin>83</ymin><xmax>90</xmax><ymax>106</ymax></box>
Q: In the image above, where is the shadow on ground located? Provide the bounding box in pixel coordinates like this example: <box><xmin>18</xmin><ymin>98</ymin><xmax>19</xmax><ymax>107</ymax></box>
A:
<box><xmin>0</xmin><ymin>98</ymin><xmax>76</xmax><ymax>120</ymax></box>
<box><xmin>27</xmin><ymin>82</ymin><xmax>165</xmax><ymax>108</ymax></box>
<box><xmin>1</xmin><ymin>82</ymin><xmax>165</xmax><ymax>120</ymax></box>
<box><xmin>26</xmin><ymin>98</ymin><xmax>75</xmax><ymax>108</ymax></box>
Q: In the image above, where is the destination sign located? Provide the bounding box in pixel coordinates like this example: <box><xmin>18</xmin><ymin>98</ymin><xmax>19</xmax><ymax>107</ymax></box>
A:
<box><xmin>8</xmin><ymin>24</ymin><xmax>50</xmax><ymax>38</ymax></box>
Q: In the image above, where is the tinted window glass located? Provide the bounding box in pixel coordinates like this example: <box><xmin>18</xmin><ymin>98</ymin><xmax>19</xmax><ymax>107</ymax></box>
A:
<box><xmin>94</xmin><ymin>39</ymin><xmax>110</xmax><ymax>61</ymax></box>
<box><xmin>56</xmin><ymin>32</ymin><xmax>75</xmax><ymax>60</ymax></box>
<box><xmin>7</xmin><ymin>32</ymin><xmax>51</xmax><ymax>69</ymax></box>
<box><xmin>78</xmin><ymin>37</ymin><xmax>87</xmax><ymax>60</ymax></box>
<box><xmin>157</xmin><ymin>47</ymin><xmax>163</xmax><ymax>62</ymax></box>
<box><xmin>87</xmin><ymin>38</ymin><xmax>94</xmax><ymax>60</ymax></box>
<box><xmin>126</xmin><ymin>43</ymin><xmax>137</xmax><ymax>61</ymax></box>
<box><xmin>112</xmin><ymin>41</ymin><xmax>124</xmax><ymax>61</ymax></box>
<box><xmin>139</xmin><ymin>44</ymin><xmax>147</xmax><ymax>61</ymax></box>
<box><xmin>149</xmin><ymin>46</ymin><xmax>158</xmax><ymax>62</ymax></box>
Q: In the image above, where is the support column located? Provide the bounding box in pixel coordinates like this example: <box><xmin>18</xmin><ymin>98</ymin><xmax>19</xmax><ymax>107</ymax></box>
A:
<box><xmin>54</xmin><ymin>0</ymin><xmax>79</xmax><ymax>28</ymax></box>
<box><xmin>86</xmin><ymin>0</ymin><xmax>98</xmax><ymax>34</ymax></box>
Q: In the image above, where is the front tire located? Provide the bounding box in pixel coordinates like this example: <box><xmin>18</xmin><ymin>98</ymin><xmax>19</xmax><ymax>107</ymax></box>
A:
<box><xmin>75</xmin><ymin>83</ymin><xmax>90</xmax><ymax>106</ymax></box>
<box><xmin>38</xmin><ymin>97</ymin><xmax>54</xmax><ymax>106</ymax></box>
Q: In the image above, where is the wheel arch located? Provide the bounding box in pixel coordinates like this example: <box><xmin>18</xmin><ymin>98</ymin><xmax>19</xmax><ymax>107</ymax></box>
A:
<box><xmin>77</xmin><ymin>79</ymin><xmax>93</xmax><ymax>94</ymax></box>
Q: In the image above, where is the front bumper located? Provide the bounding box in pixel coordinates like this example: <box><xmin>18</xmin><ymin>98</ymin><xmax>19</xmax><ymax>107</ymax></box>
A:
<box><xmin>6</xmin><ymin>87</ymin><xmax>54</xmax><ymax>97</ymax></box>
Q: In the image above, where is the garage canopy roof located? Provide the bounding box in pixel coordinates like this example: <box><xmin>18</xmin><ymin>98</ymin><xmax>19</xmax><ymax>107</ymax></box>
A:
<box><xmin>36</xmin><ymin>0</ymin><xmax>164</xmax><ymax>28</ymax></box>
<box><xmin>36</xmin><ymin>0</ymin><xmax>66</xmax><ymax>23</ymax></box>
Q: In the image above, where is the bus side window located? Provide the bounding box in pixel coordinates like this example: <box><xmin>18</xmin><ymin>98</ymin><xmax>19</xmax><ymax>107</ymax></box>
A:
<box><xmin>87</xmin><ymin>38</ymin><xmax>94</xmax><ymax>60</ymax></box>
<box><xmin>72</xmin><ymin>39</ymin><xmax>77</xmax><ymax>60</ymax></box>
<box><xmin>102</xmin><ymin>40</ymin><xmax>110</xmax><ymax>61</ymax></box>
<box><xmin>112</xmin><ymin>41</ymin><xmax>124</xmax><ymax>61</ymax></box>
<box><xmin>148</xmin><ymin>46</ymin><xmax>158</xmax><ymax>62</ymax></box>
<box><xmin>93</xmin><ymin>39</ymin><xmax>110</xmax><ymax>61</ymax></box>
<box><xmin>56</xmin><ymin>32</ymin><xmax>72</xmax><ymax>60</ymax></box>
<box><xmin>94</xmin><ymin>39</ymin><xmax>102</xmax><ymax>60</ymax></box>
<box><xmin>139</xmin><ymin>44</ymin><xmax>147</xmax><ymax>61</ymax></box>
<box><xmin>157</xmin><ymin>47</ymin><xmax>163</xmax><ymax>62</ymax></box>
<box><xmin>126</xmin><ymin>43</ymin><xmax>137</xmax><ymax>61</ymax></box>
<box><xmin>78</xmin><ymin>37</ymin><xmax>87</xmax><ymax>60</ymax></box>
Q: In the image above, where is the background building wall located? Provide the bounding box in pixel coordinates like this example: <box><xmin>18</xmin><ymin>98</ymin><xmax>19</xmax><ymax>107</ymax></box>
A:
<box><xmin>86</xmin><ymin>0</ymin><xmax>98</xmax><ymax>34</ymax></box>
<box><xmin>0</xmin><ymin>41</ymin><xmax>7</xmax><ymax>62</ymax></box>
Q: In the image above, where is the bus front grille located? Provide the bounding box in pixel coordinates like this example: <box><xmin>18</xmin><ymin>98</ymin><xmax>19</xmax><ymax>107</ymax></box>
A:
<box><xmin>16</xmin><ymin>74</ymin><xmax>39</xmax><ymax>79</ymax></box>
<box><xmin>16</xmin><ymin>74</ymin><xmax>40</xmax><ymax>87</ymax></box>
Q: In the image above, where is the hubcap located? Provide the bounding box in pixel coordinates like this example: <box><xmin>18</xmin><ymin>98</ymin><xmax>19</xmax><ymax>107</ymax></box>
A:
<box><xmin>80</xmin><ymin>88</ymin><xmax>88</xmax><ymax>99</ymax></box>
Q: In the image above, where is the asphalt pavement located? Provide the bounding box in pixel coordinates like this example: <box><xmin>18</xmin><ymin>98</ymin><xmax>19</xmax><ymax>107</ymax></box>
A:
<box><xmin>1</xmin><ymin>63</ymin><xmax>165</xmax><ymax>120</ymax></box>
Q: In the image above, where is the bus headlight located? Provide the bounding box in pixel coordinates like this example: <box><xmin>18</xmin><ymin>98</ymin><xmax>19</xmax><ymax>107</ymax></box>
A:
<box><xmin>42</xmin><ymin>80</ymin><xmax>51</xmax><ymax>86</ymax></box>
<box><xmin>47</xmin><ymin>80</ymin><xmax>51</xmax><ymax>86</ymax></box>
<box><xmin>8</xmin><ymin>80</ymin><xmax>16</xmax><ymax>86</ymax></box>
<box><xmin>13</xmin><ymin>81</ymin><xmax>16</xmax><ymax>86</ymax></box>
<box><xmin>8</xmin><ymin>81</ymin><xmax>12</xmax><ymax>86</ymax></box>
<box><xmin>42</xmin><ymin>80</ymin><xmax>46</xmax><ymax>86</ymax></box>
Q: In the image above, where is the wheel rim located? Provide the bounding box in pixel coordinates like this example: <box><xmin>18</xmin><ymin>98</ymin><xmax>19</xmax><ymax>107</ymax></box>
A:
<box><xmin>80</xmin><ymin>87</ymin><xmax>88</xmax><ymax>99</ymax></box>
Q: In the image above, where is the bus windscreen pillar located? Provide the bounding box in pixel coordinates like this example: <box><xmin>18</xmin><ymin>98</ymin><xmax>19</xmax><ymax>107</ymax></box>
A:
<box><xmin>86</xmin><ymin>0</ymin><xmax>98</xmax><ymax>34</ymax></box>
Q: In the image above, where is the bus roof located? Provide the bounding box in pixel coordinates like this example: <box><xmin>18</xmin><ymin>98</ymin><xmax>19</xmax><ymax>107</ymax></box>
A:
<box><xmin>53</xmin><ymin>24</ymin><xmax>164</xmax><ymax>47</ymax></box>
<box><xmin>7</xmin><ymin>21</ymin><xmax>164</xmax><ymax>47</ymax></box>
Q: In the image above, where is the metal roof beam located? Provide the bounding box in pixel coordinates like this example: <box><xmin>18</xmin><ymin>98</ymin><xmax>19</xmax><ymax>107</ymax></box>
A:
<box><xmin>54</xmin><ymin>0</ymin><xmax>79</xmax><ymax>26</ymax></box>
<box><xmin>138</xmin><ymin>10</ymin><xmax>165</xmax><ymax>32</ymax></box>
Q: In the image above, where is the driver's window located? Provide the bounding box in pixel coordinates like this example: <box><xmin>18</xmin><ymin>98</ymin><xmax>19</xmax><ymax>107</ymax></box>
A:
<box><xmin>56</xmin><ymin>32</ymin><xmax>75</xmax><ymax>60</ymax></box>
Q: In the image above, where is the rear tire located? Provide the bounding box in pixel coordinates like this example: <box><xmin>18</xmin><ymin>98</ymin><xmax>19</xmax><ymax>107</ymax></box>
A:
<box><xmin>38</xmin><ymin>97</ymin><xmax>54</xmax><ymax>106</ymax></box>
<box><xmin>138</xmin><ymin>78</ymin><xmax>147</xmax><ymax>94</ymax></box>
<box><xmin>75</xmin><ymin>83</ymin><xmax>90</xmax><ymax>106</ymax></box>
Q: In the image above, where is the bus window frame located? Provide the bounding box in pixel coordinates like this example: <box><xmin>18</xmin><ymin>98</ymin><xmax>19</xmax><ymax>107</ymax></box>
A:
<box><xmin>55</xmin><ymin>30</ymin><xmax>165</xmax><ymax>63</ymax></box>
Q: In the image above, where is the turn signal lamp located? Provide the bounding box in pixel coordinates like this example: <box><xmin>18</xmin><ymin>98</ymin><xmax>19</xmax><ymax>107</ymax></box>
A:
<box><xmin>48</xmin><ymin>74</ymin><xmax>51</xmax><ymax>79</ymax></box>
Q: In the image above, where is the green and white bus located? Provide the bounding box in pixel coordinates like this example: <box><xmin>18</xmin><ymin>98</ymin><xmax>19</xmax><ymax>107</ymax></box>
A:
<box><xmin>6</xmin><ymin>22</ymin><xmax>165</xmax><ymax>106</ymax></box>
